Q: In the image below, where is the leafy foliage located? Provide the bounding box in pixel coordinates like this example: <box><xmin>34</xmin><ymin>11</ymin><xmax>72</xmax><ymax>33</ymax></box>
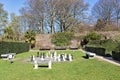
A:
<box><xmin>113</xmin><ymin>43</ymin><xmax>120</xmax><ymax>52</ymax></box>
<box><xmin>4</xmin><ymin>27</ymin><xmax>14</xmax><ymax>40</ymax></box>
<box><xmin>0</xmin><ymin>3</ymin><xmax>8</xmax><ymax>29</ymax></box>
<box><xmin>0</xmin><ymin>41</ymin><xmax>29</xmax><ymax>55</ymax></box>
<box><xmin>112</xmin><ymin>51</ymin><xmax>120</xmax><ymax>61</ymax></box>
<box><xmin>51</xmin><ymin>32</ymin><xmax>74</xmax><ymax>46</ymax></box>
<box><xmin>24</xmin><ymin>30</ymin><xmax>36</xmax><ymax>48</ymax></box>
<box><xmin>85</xmin><ymin>46</ymin><xmax>106</xmax><ymax>56</ymax></box>
<box><xmin>87</xmin><ymin>39</ymin><xmax>119</xmax><ymax>54</ymax></box>
<box><xmin>83</xmin><ymin>31</ymin><xmax>102</xmax><ymax>42</ymax></box>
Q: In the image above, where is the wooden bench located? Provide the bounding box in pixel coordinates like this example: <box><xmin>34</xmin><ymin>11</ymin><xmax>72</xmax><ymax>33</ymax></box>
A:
<box><xmin>40</xmin><ymin>46</ymin><xmax>51</xmax><ymax>50</ymax></box>
<box><xmin>54</xmin><ymin>46</ymin><xmax>66</xmax><ymax>50</ymax></box>
<box><xmin>69</xmin><ymin>47</ymin><xmax>78</xmax><ymax>50</ymax></box>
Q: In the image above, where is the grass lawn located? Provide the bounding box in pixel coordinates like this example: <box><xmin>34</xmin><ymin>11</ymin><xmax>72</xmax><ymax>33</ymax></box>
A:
<box><xmin>0</xmin><ymin>50</ymin><xmax>120</xmax><ymax>80</ymax></box>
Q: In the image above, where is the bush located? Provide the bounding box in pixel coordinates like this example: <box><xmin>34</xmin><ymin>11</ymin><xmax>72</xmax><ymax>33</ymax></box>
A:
<box><xmin>84</xmin><ymin>32</ymin><xmax>102</xmax><ymax>41</ymax></box>
<box><xmin>87</xmin><ymin>39</ymin><xmax>118</xmax><ymax>55</ymax></box>
<box><xmin>112</xmin><ymin>44</ymin><xmax>120</xmax><ymax>61</ymax></box>
<box><xmin>112</xmin><ymin>51</ymin><xmax>120</xmax><ymax>61</ymax></box>
<box><xmin>81</xmin><ymin>32</ymin><xmax>102</xmax><ymax>47</ymax></box>
<box><xmin>82</xmin><ymin>32</ymin><xmax>101</xmax><ymax>46</ymax></box>
<box><xmin>0</xmin><ymin>41</ymin><xmax>29</xmax><ymax>55</ymax></box>
<box><xmin>24</xmin><ymin>30</ymin><xmax>36</xmax><ymax>48</ymax></box>
<box><xmin>85</xmin><ymin>46</ymin><xmax>106</xmax><ymax>56</ymax></box>
<box><xmin>51</xmin><ymin>32</ymin><xmax>74</xmax><ymax>46</ymax></box>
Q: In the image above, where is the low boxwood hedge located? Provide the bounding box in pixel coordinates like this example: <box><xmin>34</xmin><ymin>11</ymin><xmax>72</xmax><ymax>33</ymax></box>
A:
<box><xmin>112</xmin><ymin>44</ymin><xmax>120</xmax><ymax>61</ymax></box>
<box><xmin>85</xmin><ymin>46</ymin><xmax>106</xmax><ymax>56</ymax></box>
<box><xmin>0</xmin><ymin>41</ymin><xmax>29</xmax><ymax>55</ymax></box>
<box><xmin>87</xmin><ymin>39</ymin><xmax>118</xmax><ymax>55</ymax></box>
<box><xmin>112</xmin><ymin>51</ymin><xmax>120</xmax><ymax>61</ymax></box>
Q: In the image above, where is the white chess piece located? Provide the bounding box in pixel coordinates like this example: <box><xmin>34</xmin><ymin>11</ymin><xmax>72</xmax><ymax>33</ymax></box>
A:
<box><xmin>69</xmin><ymin>54</ymin><xmax>72</xmax><ymax>61</ymax></box>
<box><xmin>62</xmin><ymin>55</ymin><xmax>66</xmax><ymax>61</ymax></box>
<box><xmin>34</xmin><ymin>60</ymin><xmax>38</xmax><ymax>69</ymax></box>
<box><xmin>33</xmin><ymin>55</ymin><xmax>35</xmax><ymax>61</ymax></box>
<box><xmin>48</xmin><ymin>60</ymin><xmax>52</xmax><ymax>69</ymax></box>
<box><xmin>57</xmin><ymin>54</ymin><xmax>61</xmax><ymax>62</ymax></box>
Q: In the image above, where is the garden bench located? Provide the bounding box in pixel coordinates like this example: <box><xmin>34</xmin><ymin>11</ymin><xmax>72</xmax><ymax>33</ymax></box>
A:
<box><xmin>34</xmin><ymin>58</ymin><xmax>52</xmax><ymax>69</ymax></box>
<box><xmin>40</xmin><ymin>46</ymin><xmax>51</xmax><ymax>50</ymax></box>
<box><xmin>54</xmin><ymin>46</ymin><xmax>66</xmax><ymax>50</ymax></box>
<box><xmin>86</xmin><ymin>51</ymin><xmax>96</xmax><ymax>59</ymax></box>
<box><xmin>1</xmin><ymin>53</ymin><xmax>16</xmax><ymax>59</ymax></box>
<box><xmin>69</xmin><ymin>46</ymin><xmax>78</xmax><ymax>50</ymax></box>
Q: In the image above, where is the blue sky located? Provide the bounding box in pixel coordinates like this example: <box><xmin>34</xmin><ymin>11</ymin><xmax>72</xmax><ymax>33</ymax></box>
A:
<box><xmin>0</xmin><ymin>0</ymin><xmax>98</xmax><ymax>16</ymax></box>
<box><xmin>0</xmin><ymin>0</ymin><xmax>25</xmax><ymax>15</ymax></box>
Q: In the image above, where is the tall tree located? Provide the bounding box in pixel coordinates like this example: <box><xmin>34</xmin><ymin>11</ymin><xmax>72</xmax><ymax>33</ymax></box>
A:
<box><xmin>4</xmin><ymin>27</ymin><xmax>14</xmax><ymax>40</ymax></box>
<box><xmin>92</xmin><ymin>0</ymin><xmax>120</xmax><ymax>26</ymax></box>
<box><xmin>9</xmin><ymin>13</ymin><xmax>21</xmax><ymax>40</ymax></box>
<box><xmin>113</xmin><ymin>0</ymin><xmax>120</xmax><ymax>27</ymax></box>
<box><xmin>20</xmin><ymin>0</ymin><xmax>88</xmax><ymax>33</ymax></box>
<box><xmin>0</xmin><ymin>3</ymin><xmax>8</xmax><ymax>35</ymax></box>
<box><xmin>55</xmin><ymin>0</ymin><xmax>88</xmax><ymax>32</ymax></box>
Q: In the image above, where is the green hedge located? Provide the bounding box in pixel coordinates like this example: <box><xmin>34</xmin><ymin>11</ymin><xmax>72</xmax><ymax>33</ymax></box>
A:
<box><xmin>85</xmin><ymin>46</ymin><xmax>106</xmax><ymax>56</ymax></box>
<box><xmin>112</xmin><ymin>51</ymin><xmax>120</xmax><ymax>61</ymax></box>
<box><xmin>87</xmin><ymin>39</ymin><xmax>118</xmax><ymax>54</ymax></box>
<box><xmin>0</xmin><ymin>41</ymin><xmax>29</xmax><ymax>55</ymax></box>
<box><xmin>112</xmin><ymin>44</ymin><xmax>120</xmax><ymax>61</ymax></box>
<box><xmin>51</xmin><ymin>32</ymin><xmax>74</xmax><ymax>46</ymax></box>
<box><xmin>83</xmin><ymin>32</ymin><xmax>102</xmax><ymax>41</ymax></box>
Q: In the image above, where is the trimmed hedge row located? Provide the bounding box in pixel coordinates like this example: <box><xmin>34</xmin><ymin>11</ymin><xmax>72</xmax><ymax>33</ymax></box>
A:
<box><xmin>112</xmin><ymin>51</ymin><xmax>120</xmax><ymax>61</ymax></box>
<box><xmin>0</xmin><ymin>41</ymin><xmax>29</xmax><ymax>55</ymax></box>
<box><xmin>85</xmin><ymin>46</ymin><xmax>106</xmax><ymax>56</ymax></box>
<box><xmin>87</xmin><ymin>39</ymin><xmax>118</xmax><ymax>54</ymax></box>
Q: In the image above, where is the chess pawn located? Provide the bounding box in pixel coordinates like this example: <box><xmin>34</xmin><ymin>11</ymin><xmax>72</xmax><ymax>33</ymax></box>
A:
<box><xmin>41</xmin><ymin>55</ymin><xmax>44</xmax><ymax>60</ymax></box>
<box><xmin>34</xmin><ymin>60</ymin><xmax>38</xmax><ymax>69</ymax></box>
<box><xmin>57</xmin><ymin>54</ymin><xmax>61</xmax><ymax>62</ymax></box>
<box><xmin>62</xmin><ymin>54</ymin><xmax>66</xmax><ymax>61</ymax></box>
<box><xmin>33</xmin><ymin>55</ymin><xmax>35</xmax><ymax>61</ymax></box>
<box><xmin>69</xmin><ymin>54</ymin><xmax>72</xmax><ymax>61</ymax></box>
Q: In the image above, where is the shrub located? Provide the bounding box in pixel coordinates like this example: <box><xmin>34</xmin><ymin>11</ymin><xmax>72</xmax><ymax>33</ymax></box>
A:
<box><xmin>82</xmin><ymin>32</ymin><xmax>102</xmax><ymax>46</ymax></box>
<box><xmin>112</xmin><ymin>44</ymin><xmax>120</xmax><ymax>61</ymax></box>
<box><xmin>87</xmin><ymin>39</ymin><xmax>118</xmax><ymax>54</ymax></box>
<box><xmin>0</xmin><ymin>41</ymin><xmax>29</xmax><ymax>55</ymax></box>
<box><xmin>85</xmin><ymin>46</ymin><xmax>106</xmax><ymax>56</ymax></box>
<box><xmin>51</xmin><ymin>32</ymin><xmax>74</xmax><ymax>46</ymax></box>
<box><xmin>24</xmin><ymin>30</ymin><xmax>36</xmax><ymax>48</ymax></box>
<box><xmin>84</xmin><ymin>32</ymin><xmax>102</xmax><ymax>41</ymax></box>
<box><xmin>112</xmin><ymin>51</ymin><xmax>120</xmax><ymax>61</ymax></box>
